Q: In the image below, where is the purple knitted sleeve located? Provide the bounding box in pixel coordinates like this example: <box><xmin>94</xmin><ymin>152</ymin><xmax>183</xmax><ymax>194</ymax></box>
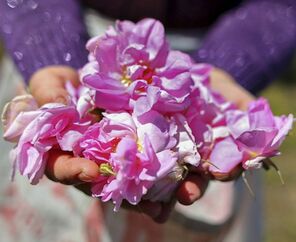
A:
<box><xmin>0</xmin><ymin>0</ymin><xmax>89</xmax><ymax>84</ymax></box>
<box><xmin>1</xmin><ymin>0</ymin><xmax>296</xmax><ymax>92</ymax></box>
<box><xmin>193</xmin><ymin>0</ymin><xmax>296</xmax><ymax>93</ymax></box>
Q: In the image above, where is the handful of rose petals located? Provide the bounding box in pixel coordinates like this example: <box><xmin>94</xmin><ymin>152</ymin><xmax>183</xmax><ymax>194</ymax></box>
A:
<box><xmin>2</xmin><ymin>19</ymin><xmax>294</xmax><ymax>211</ymax></box>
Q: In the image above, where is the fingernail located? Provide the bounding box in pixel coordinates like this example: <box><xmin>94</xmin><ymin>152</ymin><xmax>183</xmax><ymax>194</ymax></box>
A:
<box><xmin>185</xmin><ymin>183</ymin><xmax>201</xmax><ymax>202</ymax></box>
<box><xmin>189</xmin><ymin>192</ymin><xmax>199</xmax><ymax>202</ymax></box>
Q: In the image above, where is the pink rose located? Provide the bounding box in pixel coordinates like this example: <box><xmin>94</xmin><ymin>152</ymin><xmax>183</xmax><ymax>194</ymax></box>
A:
<box><xmin>81</xmin><ymin>19</ymin><xmax>205</xmax><ymax>116</ymax></box>
<box><xmin>74</xmin><ymin>111</ymin><xmax>182</xmax><ymax>210</ymax></box>
<box><xmin>9</xmin><ymin>103</ymin><xmax>88</xmax><ymax>184</ymax></box>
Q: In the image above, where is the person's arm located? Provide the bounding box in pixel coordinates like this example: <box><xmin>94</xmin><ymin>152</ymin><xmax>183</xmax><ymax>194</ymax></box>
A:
<box><xmin>194</xmin><ymin>0</ymin><xmax>296</xmax><ymax>94</ymax></box>
<box><xmin>0</xmin><ymin>0</ymin><xmax>89</xmax><ymax>84</ymax></box>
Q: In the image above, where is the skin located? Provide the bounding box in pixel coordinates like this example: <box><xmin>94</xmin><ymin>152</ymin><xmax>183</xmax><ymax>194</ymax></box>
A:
<box><xmin>28</xmin><ymin>65</ymin><xmax>254</xmax><ymax>223</ymax></box>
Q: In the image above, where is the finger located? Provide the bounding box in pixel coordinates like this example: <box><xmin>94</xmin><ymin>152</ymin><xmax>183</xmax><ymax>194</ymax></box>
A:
<box><xmin>29</xmin><ymin>66</ymin><xmax>80</xmax><ymax>106</ymax></box>
<box><xmin>189</xmin><ymin>163</ymin><xmax>243</xmax><ymax>182</ymax></box>
<box><xmin>189</xmin><ymin>164</ymin><xmax>215</xmax><ymax>180</ymax></box>
<box><xmin>176</xmin><ymin>174</ymin><xmax>209</xmax><ymax>205</ymax></box>
<box><xmin>211</xmin><ymin>164</ymin><xmax>243</xmax><ymax>182</ymax></box>
<box><xmin>46</xmin><ymin>149</ymin><xmax>100</xmax><ymax>185</ymax></box>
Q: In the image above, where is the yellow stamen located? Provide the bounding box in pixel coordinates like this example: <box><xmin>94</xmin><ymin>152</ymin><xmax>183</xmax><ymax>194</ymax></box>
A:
<box><xmin>249</xmin><ymin>151</ymin><xmax>258</xmax><ymax>158</ymax></box>
<box><xmin>99</xmin><ymin>163</ymin><xmax>116</xmax><ymax>176</ymax></box>
<box><xmin>121</xmin><ymin>77</ymin><xmax>132</xmax><ymax>87</ymax></box>
<box><xmin>137</xmin><ymin>140</ymin><xmax>143</xmax><ymax>152</ymax></box>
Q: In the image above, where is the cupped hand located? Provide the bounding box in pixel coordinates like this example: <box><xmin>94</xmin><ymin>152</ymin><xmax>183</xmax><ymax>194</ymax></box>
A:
<box><xmin>208</xmin><ymin>67</ymin><xmax>255</xmax><ymax>181</ymax></box>
<box><xmin>28</xmin><ymin>66</ymin><xmax>180</xmax><ymax>222</ymax></box>
<box><xmin>29</xmin><ymin>66</ymin><xmax>102</xmax><ymax>186</ymax></box>
<box><xmin>28</xmin><ymin>65</ymin><xmax>254</xmax><ymax>223</ymax></box>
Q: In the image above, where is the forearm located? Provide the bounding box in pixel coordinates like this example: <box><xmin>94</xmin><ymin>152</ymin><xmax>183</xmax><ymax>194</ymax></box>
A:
<box><xmin>0</xmin><ymin>0</ymin><xmax>89</xmax><ymax>84</ymax></box>
<box><xmin>193</xmin><ymin>0</ymin><xmax>296</xmax><ymax>94</ymax></box>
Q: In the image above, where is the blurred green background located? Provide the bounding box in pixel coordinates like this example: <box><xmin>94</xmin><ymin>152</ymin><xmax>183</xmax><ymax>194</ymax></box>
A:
<box><xmin>262</xmin><ymin>57</ymin><xmax>296</xmax><ymax>242</ymax></box>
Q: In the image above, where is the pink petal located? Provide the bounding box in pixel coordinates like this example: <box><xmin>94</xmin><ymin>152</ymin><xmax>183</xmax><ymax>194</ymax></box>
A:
<box><xmin>209</xmin><ymin>137</ymin><xmax>243</xmax><ymax>173</ymax></box>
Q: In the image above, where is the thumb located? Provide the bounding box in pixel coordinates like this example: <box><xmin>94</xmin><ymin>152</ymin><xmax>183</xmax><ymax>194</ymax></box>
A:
<box><xmin>29</xmin><ymin>65</ymin><xmax>80</xmax><ymax>106</ymax></box>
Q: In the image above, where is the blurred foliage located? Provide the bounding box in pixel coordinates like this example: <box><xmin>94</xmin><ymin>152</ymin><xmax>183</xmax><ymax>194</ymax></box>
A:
<box><xmin>280</xmin><ymin>55</ymin><xmax>296</xmax><ymax>85</ymax></box>
<box><xmin>262</xmin><ymin>55</ymin><xmax>296</xmax><ymax>242</ymax></box>
<box><xmin>0</xmin><ymin>43</ymin><xmax>3</xmax><ymax>59</ymax></box>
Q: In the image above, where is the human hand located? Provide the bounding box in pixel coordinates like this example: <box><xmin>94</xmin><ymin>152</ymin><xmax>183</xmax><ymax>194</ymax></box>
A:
<box><xmin>28</xmin><ymin>66</ymin><xmax>253</xmax><ymax>223</ymax></box>
<box><xmin>29</xmin><ymin>66</ymin><xmax>102</xmax><ymax>191</ymax></box>
<box><xmin>137</xmin><ymin>66</ymin><xmax>253</xmax><ymax>215</ymax></box>
<box><xmin>180</xmin><ymin>68</ymin><xmax>255</xmax><ymax>186</ymax></box>
<box><xmin>28</xmin><ymin>65</ymin><xmax>208</xmax><ymax>223</ymax></box>
<box><xmin>149</xmin><ymin>68</ymin><xmax>255</xmax><ymax>221</ymax></box>
<box><xmin>207</xmin><ymin>67</ymin><xmax>255</xmax><ymax>181</ymax></box>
